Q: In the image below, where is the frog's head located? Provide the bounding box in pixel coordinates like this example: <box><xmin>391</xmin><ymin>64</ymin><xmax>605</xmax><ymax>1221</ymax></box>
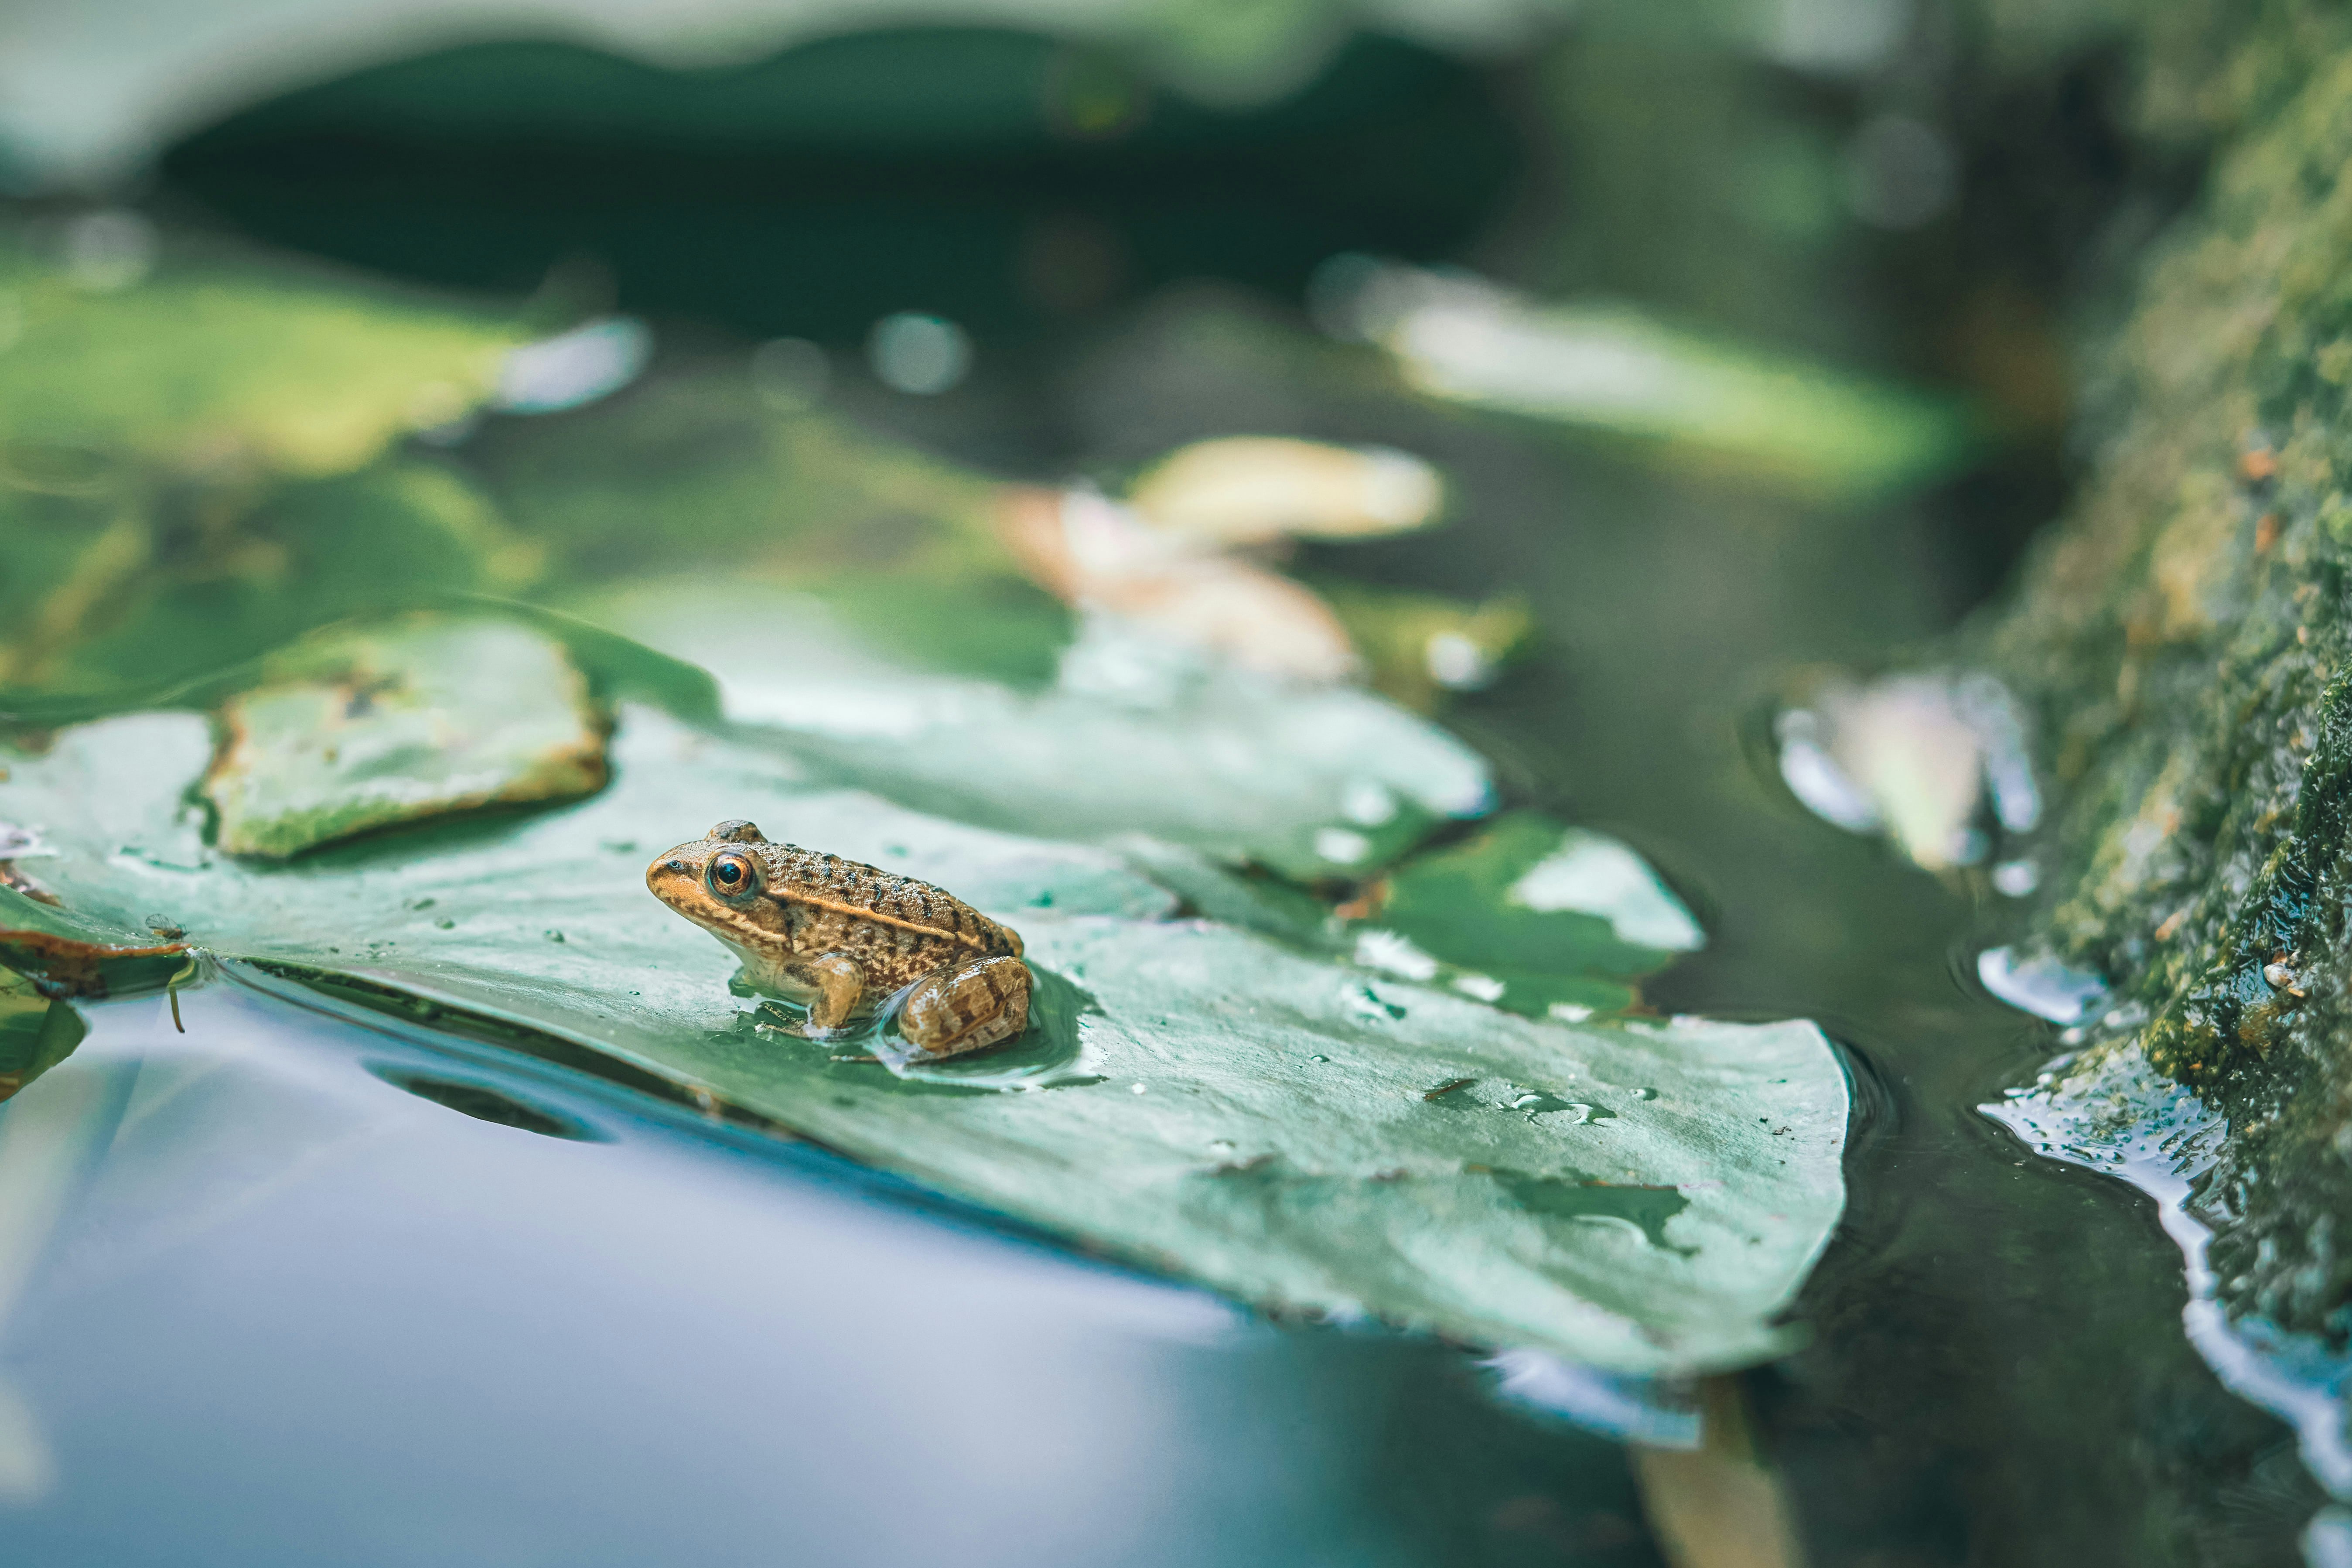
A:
<box><xmin>647</xmin><ymin>820</ymin><xmax>785</xmax><ymax>944</ymax></box>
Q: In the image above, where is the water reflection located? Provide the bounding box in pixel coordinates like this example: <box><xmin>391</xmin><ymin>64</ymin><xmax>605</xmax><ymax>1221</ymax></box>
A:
<box><xmin>0</xmin><ymin>977</ymin><xmax>1663</xmax><ymax>1566</ymax></box>
<box><xmin>493</xmin><ymin>316</ymin><xmax>652</xmax><ymax>414</ymax></box>
<box><xmin>1987</xmin><ymin>1050</ymin><xmax>2352</xmax><ymax>1511</ymax></box>
<box><xmin>366</xmin><ymin>1066</ymin><xmax>608</xmax><ymax>1141</ymax></box>
<box><xmin>0</xmin><ymin>1052</ymin><xmax>119</xmax><ymax>1505</ymax></box>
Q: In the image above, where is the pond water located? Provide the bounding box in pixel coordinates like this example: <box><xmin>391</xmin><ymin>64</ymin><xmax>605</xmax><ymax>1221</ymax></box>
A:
<box><xmin>1420</xmin><ymin>432</ymin><xmax>2330</xmax><ymax>1563</ymax></box>
<box><xmin>0</xmin><ymin>973</ymin><xmax>1665</xmax><ymax>1568</ymax></box>
<box><xmin>1</xmin><ymin>17</ymin><xmax>2332</xmax><ymax>1566</ymax></box>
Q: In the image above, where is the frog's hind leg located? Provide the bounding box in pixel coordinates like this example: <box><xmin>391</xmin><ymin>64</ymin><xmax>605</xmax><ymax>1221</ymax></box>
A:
<box><xmin>901</xmin><ymin>956</ymin><xmax>1031</xmax><ymax>1058</ymax></box>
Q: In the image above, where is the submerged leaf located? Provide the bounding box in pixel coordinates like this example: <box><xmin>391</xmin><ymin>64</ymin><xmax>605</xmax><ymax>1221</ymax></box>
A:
<box><xmin>1773</xmin><ymin>669</ymin><xmax>2039</xmax><ymax>872</ymax></box>
<box><xmin>204</xmin><ymin>615</ymin><xmax>609</xmax><ymax>858</ymax></box>
<box><xmin>0</xmin><ymin>703</ymin><xmax>1846</xmax><ymax>1373</ymax></box>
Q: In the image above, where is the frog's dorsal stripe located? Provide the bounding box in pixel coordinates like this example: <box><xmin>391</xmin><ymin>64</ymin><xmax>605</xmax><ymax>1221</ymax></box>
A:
<box><xmin>761</xmin><ymin>886</ymin><xmax>985</xmax><ymax>948</ymax></box>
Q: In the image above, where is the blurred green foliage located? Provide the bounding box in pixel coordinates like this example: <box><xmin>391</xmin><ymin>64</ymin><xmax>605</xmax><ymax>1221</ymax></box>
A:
<box><xmin>0</xmin><ymin>234</ymin><xmax>515</xmax><ymax>471</ymax></box>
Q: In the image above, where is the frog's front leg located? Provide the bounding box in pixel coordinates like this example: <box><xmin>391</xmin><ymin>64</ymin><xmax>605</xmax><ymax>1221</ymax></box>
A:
<box><xmin>901</xmin><ymin>955</ymin><xmax>1031</xmax><ymax>1058</ymax></box>
<box><xmin>791</xmin><ymin>953</ymin><xmax>867</xmax><ymax>1032</ymax></box>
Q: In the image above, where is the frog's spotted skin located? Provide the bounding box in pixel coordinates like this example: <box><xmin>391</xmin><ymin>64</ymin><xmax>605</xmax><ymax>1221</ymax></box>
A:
<box><xmin>646</xmin><ymin>819</ymin><xmax>1031</xmax><ymax>1057</ymax></box>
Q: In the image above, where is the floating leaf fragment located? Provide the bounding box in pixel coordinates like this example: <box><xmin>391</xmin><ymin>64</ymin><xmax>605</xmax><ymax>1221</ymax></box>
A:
<box><xmin>999</xmin><ymin>487</ymin><xmax>1359</xmax><ymax>683</ymax></box>
<box><xmin>1125</xmin><ymin>436</ymin><xmax>1444</xmax><ymax>546</ymax></box>
<box><xmin>1976</xmin><ymin>946</ymin><xmax>2108</xmax><ymax>1025</ymax></box>
<box><xmin>1367</xmin><ymin>811</ymin><xmax>1699</xmax><ymax>1018</ymax></box>
<box><xmin>203</xmin><ymin>615</ymin><xmax>608</xmax><ymax>858</ymax></box>
<box><xmin>1774</xmin><ymin>669</ymin><xmax>2038</xmax><ymax>871</ymax></box>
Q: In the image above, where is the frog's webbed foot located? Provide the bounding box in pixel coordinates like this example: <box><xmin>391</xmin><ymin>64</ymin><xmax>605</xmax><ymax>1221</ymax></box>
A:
<box><xmin>752</xmin><ymin>998</ymin><xmax>828</xmax><ymax>1039</ymax></box>
<box><xmin>901</xmin><ymin>955</ymin><xmax>1031</xmax><ymax>1059</ymax></box>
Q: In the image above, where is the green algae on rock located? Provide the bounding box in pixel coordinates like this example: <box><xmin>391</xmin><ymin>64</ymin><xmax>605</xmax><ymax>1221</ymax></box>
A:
<box><xmin>1969</xmin><ymin>0</ymin><xmax>2352</xmax><ymax>1492</ymax></box>
<box><xmin>202</xmin><ymin>615</ymin><xmax>609</xmax><ymax>859</ymax></box>
<box><xmin>0</xmin><ymin>700</ymin><xmax>1847</xmax><ymax>1374</ymax></box>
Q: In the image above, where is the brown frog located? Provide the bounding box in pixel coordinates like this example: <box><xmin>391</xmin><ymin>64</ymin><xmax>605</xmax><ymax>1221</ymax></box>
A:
<box><xmin>646</xmin><ymin>820</ymin><xmax>1031</xmax><ymax>1058</ymax></box>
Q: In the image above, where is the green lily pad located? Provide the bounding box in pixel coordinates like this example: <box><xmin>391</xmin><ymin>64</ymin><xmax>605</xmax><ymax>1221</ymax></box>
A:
<box><xmin>1365</xmin><ymin>811</ymin><xmax>1703</xmax><ymax>1019</ymax></box>
<box><xmin>203</xmin><ymin>615</ymin><xmax>609</xmax><ymax>859</ymax></box>
<box><xmin>570</xmin><ymin>580</ymin><xmax>1493</xmax><ymax>882</ymax></box>
<box><xmin>0</xmin><ymin>700</ymin><xmax>1847</xmax><ymax>1373</ymax></box>
<box><xmin>0</xmin><ymin>233</ymin><xmax>520</xmax><ymax>476</ymax></box>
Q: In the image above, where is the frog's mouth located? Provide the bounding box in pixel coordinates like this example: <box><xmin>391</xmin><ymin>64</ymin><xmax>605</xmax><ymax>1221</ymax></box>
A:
<box><xmin>645</xmin><ymin>853</ymin><xmax>705</xmax><ymax>909</ymax></box>
<box><xmin>679</xmin><ymin>900</ymin><xmax>776</xmax><ymax>946</ymax></box>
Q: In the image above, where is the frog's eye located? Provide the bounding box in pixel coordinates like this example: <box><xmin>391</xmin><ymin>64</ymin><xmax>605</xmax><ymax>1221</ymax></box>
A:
<box><xmin>707</xmin><ymin>851</ymin><xmax>761</xmax><ymax>901</ymax></box>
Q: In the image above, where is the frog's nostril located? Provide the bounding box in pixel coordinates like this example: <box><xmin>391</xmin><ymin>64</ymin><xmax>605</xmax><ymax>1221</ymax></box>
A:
<box><xmin>666</xmin><ymin>861</ymin><xmax>685</xmax><ymax>873</ymax></box>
